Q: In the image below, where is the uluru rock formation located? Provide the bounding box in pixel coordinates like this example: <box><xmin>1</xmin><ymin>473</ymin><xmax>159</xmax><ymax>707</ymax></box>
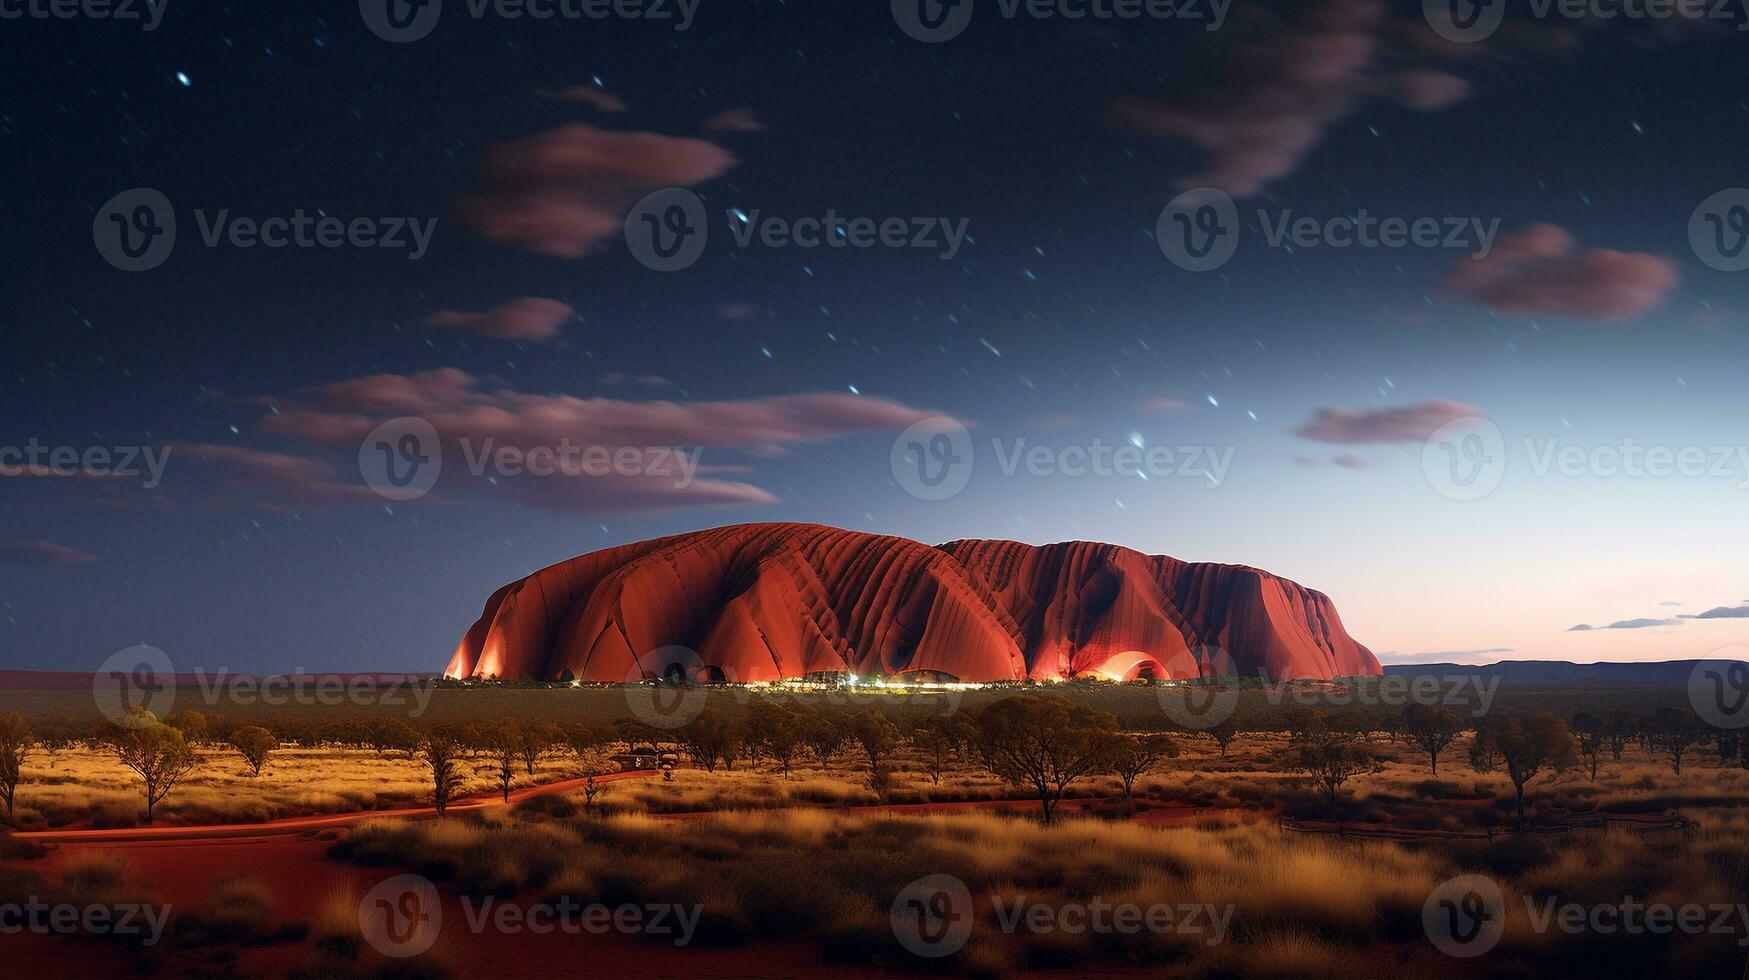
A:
<box><xmin>445</xmin><ymin>523</ymin><xmax>1380</xmax><ymax>684</ymax></box>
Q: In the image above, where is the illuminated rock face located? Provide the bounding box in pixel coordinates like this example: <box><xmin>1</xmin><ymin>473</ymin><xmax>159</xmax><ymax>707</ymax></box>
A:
<box><xmin>444</xmin><ymin>523</ymin><xmax>1380</xmax><ymax>683</ymax></box>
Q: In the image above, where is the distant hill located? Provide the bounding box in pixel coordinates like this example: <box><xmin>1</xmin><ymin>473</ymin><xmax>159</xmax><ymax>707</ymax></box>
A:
<box><xmin>1383</xmin><ymin>659</ymin><xmax>1741</xmax><ymax>687</ymax></box>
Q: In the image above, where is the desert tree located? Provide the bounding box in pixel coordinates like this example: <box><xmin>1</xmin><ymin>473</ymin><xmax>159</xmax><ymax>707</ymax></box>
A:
<box><xmin>483</xmin><ymin>725</ymin><xmax>524</xmax><ymax>802</ymax></box>
<box><xmin>418</xmin><ymin>726</ymin><xmax>465</xmax><ymax>816</ymax></box>
<box><xmin>165</xmin><ymin>709</ymin><xmax>210</xmax><ymax>747</ymax></box>
<box><xmin>756</xmin><ymin>705</ymin><xmax>808</xmax><ymax>777</ymax></box>
<box><xmin>1283</xmin><ymin>708</ymin><xmax>1324</xmax><ymax>746</ymax></box>
<box><xmin>1404</xmin><ymin>703</ymin><xmax>1464</xmax><ymax>776</ymax></box>
<box><xmin>1468</xmin><ymin>722</ymin><xmax>1502</xmax><ymax>773</ymax></box>
<box><xmin>107</xmin><ymin>708</ymin><xmax>200</xmax><ymax>824</ymax></box>
<box><xmin>1571</xmin><ymin>712</ymin><xmax>1606</xmax><ymax>780</ymax></box>
<box><xmin>848</xmin><ymin>710</ymin><xmax>902</xmax><ymax>775</ymax></box>
<box><xmin>805</xmin><ymin>710</ymin><xmax>849</xmax><ymax>768</ymax></box>
<box><xmin>1649</xmin><ymin>708</ymin><xmax>1704</xmax><ymax>776</ymax></box>
<box><xmin>367</xmin><ymin>718</ymin><xmax>419</xmax><ymax>757</ymax></box>
<box><xmin>1109</xmin><ymin>732</ymin><xmax>1179</xmax><ymax>805</ymax></box>
<box><xmin>680</xmin><ymin>711</ymin><xmax>739</xmax><ymax>773</ymax></box>
<box><xmin>562</xmin><ymin>721</ymin><xmax>610</xmax><ymax>772</ymax></box>
<box><xmin>519</xmin><ymin>722</ymin><xmax>560</xmax><ymax>776</ymax></box>
<box><xmin>581</xmin><ymin>773</ymin><xmax>608</xmax><ymax>810</ymax></box>
<box><xmin>0</xmin><ymin>711</ymin><xmax>33</xmax><ymax>820</ymax></box>
<box><xmin>1201</xmin><ymin>716</ymin><xmax>1242</xmax><ymax>758</ymax></box>
<box><xmin>973</xmin><ymin>695</ymin><xmax>1120</xmax><ymax>825</ymax></box>
<box><xmin>229</xmin><ymin>725</ymin><xmax>277</xmax><ymax>777</ymax></box>
<box><xmin>911</xmin><ymin>715</ymin><xmax>970</xmax><ymax>786</ymax></box>
<box><xmin>1290</xmin><ymin>729</ymin><xmax>1381</xmax><ymax>824</ymax></box>
<box><xmin>1604</xmin><ymin>713</ymin><xmax>1632</xmax><ymax>762</ymax></box>
<box><xmin>1477</xmin><ymin>712</ymin><xmax>1578</xmax><ymax>829</ymax></box>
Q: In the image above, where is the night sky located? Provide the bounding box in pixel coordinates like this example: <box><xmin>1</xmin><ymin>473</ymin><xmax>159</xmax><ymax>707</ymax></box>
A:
<box><xmin>5</xmin><ymin>0</ymin><xmax>1749</xmax><ymax>675</ymax></box>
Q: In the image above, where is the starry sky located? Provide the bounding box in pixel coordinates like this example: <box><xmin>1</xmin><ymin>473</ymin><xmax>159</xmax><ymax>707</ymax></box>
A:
<box><xmin>5</xmin><ymin>0</ymin><xmax>1749</xmax><ymax>675</ymax></box>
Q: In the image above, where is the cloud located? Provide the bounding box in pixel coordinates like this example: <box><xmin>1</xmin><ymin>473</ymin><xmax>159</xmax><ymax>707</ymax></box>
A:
<box><xmin>424</xmin><ymin>298</ymin><xmax>574</xmax><ymax>341</ymax></box>
<box><xmin>454</xmin><ymin>123</ymin><xmax>735</xmax><ymax>257</ymax></box>
<box><xmin>1568</xmin><ymin>618</ymin><xmax>1680</xmax><ymax>631</ymax></box>
<box><xmin>1293</xmin><ymin>400</ymin><xmax>1482</xmax><ymax>444</ymax></box>
<box><xmin>1444</xmin><ymin>224</ymin><xmax>1679</xmax><ymax>320</ymax></box>
<box><xmin>1682</xmin><ymin>605</ymin><xmax>1749</xmax><ymax>620</ymax></box>
<box><xmin>702</xmin><ymin>108</ymin><xmax>764</xmax><ymax>132</ymax></box>
<box><xmin>247</xmin><ymin>370</ymin><xmax>947</xmax><ymax>515</ymax></box>
<box><xmin>1110</xmin><ymin>0</ymin><xmax>1472</xmax><ymax>198</ymax></box>
<box><xmin>534</xmin><ymin>86</ymin><xmax>628</xmax><ymax>112</ymax></box>
<box><xmin>1385</xmin><ymin>69</ymin><xmax>1470</xmax><ymax>110</ymax></box>
<box><xmin>0</xmin><ymin>540</ymin><xmax>97</xmax><ymax>565</ymax></box>
<box><xmin>174</xmin><ymin>443</ymin><xmax>381</xmax><ymax>505</ymax></box>
<box><xmin>1330</xmin><ymin>453</ymin><xmax>1371</xmax><ymax>470</ymax></box>
<box><xmin>1137</xmin><ymin>397</ymin><xmax>1193</xmax><ymax>414</ymax></box>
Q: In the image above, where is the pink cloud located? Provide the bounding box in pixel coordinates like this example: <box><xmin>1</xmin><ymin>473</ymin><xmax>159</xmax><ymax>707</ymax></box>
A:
<box><xmin>454</xmin><ymin>123</ymin><xmax>735</xmax><ymax>257</ymax></box>
<box><xmin>240</xmin><ymin>370</ymin><xmax>948</xmax><ymax>515</ymax></box>
<box><xmin>1137</xmin><ymin>397</ymin><xmax>1193</xmax><ymax>414</ymax></box>
<box><xmin>424</xmin><ymin>297</ymin><xmax>574</xmax><ymax>341</ymax></box>
<box><xmin>175</xmin><ymin>443</ymin><xmax>380</xmax><ymax>504</ymax></box>
<box><xmin>0</xmin><ymin>540</ymin><xmax>97</xmax><ymax>564</ymax></box>
<box><xmin>703</xmin><ymin>108</ymin><xmax>765</xmax><ymax>132</ymax></box>
<box><xmin>1294</xmin><ymin>400</ymin><xmax>1483</xmax><ymax>444</ymax></box>
<box><xmin>1385</xmin><ymin>70</ymin><xmax>1471</xmax><ymax>110</ymax></box>
<box><xmin>1444</xmin><ymin>224</ymin><xmax>1679</xmax><ymax>320</ymax></box>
